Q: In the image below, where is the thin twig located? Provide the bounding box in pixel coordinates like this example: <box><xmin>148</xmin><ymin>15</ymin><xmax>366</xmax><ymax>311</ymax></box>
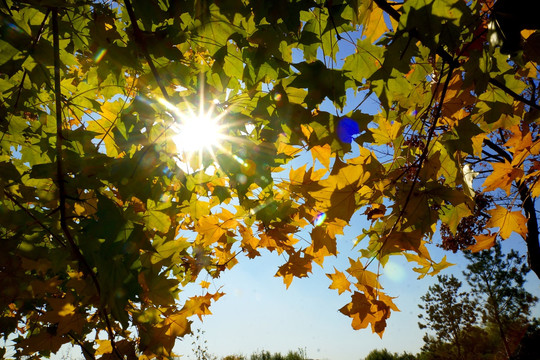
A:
<box><xmin>123</xmin><ymin>0</ymin><xmax>170</xmax><ymax>101</ymax></box>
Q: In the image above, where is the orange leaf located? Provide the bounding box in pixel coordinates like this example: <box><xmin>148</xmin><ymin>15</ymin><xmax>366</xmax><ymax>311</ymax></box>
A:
<box><xmin>327</xmin><ymin>268</ymin><xmax>351</xmax><ymax>295</ymax></box>
<box><xmin>483</xmin><ymin>161</ymin><xmax>523</xmax><ymax>195</ymax></box>
<box><xmin>275</xmin><ymin>251</ymin><xmax>313</xmax><ymax>288</ymax></box>
<box><xmin>468</xmin><ymin>233</ymin><xmax>497</xmax><ymax>252</ymax></box>
<box><xmin>486</xmin><ymin>205</ymin><xmax>528</xmax><ymax>239</ymax></box>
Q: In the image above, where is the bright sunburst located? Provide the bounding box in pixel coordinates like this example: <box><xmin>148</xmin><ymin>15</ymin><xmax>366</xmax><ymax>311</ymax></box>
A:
<box><xmin>172</xmin><ymin>106</ymin><xmax>224</xmax><ymax>153</ymax></box>
<box><xmin>159</xmin><ymin>97</ymin><xmax>227</xmax><ymax>163</ymax></box>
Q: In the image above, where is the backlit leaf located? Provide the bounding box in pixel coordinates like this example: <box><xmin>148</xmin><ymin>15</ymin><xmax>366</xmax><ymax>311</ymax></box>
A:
<box><xmin>486</xmin><ymin>205</ymin><xmax>528</xmax><ymax>240</ymax></box>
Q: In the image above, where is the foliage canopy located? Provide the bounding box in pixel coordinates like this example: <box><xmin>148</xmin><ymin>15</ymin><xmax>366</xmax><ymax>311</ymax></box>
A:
<box><xmin>1</xmin><ymin>0</ymin><xmax>540</xmax><ymax>358</ymax></box>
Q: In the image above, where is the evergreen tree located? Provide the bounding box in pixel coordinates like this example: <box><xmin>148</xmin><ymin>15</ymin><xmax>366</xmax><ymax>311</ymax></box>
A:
<box><xmin>464</xmin><ymin>244</ymin><xmax>539</xmax><ymax>358</ymax></box>
<box><xmin>418</xmin><ymin>275</ymin><xmax>478</xmax><ymax>360</ymax></box>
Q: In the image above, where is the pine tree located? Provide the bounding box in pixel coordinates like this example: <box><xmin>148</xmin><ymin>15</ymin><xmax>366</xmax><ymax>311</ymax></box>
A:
<box><xmin>418</xmin><ymin>275</ymin><xmax>478</xmax><ymax>360</ymax></box>
<box><xmin>464</xmin><ymin>244</ymin><xmax>539</xmax><ymax>358</ymax></box>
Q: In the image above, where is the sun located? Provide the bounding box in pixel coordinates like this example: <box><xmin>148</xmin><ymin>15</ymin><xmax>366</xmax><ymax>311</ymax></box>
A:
<box><xmin>159</xmin><ymin>98</ymin><xmax>226</xmax><ymax>155</ymax></box>
<box><xmin>172</xmin><ymin>108</ymin><xmax>224</xmax><ymax>153</ymax></box>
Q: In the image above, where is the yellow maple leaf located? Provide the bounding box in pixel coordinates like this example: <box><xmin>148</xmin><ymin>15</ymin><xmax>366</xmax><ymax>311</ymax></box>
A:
<box><xmin>371</xmin><ymin>117</ymin><xmax>401</xmax><ymax>145</ymax></box>
<box><xmin>346</xmin><ymin>258</ymin><xmax>382</xmax><ymax>289</ymax></box>
<box><xmin>486</xmin><ymin>205</ymin><xmax>528</xmax><ymax>239</ymax></box>
<box><xmin>310</xmin><ymin>164</ymin><xmax>369</xmax><ymax>221</ymax></box>
<box><xmin>275</xmin><ymin>251</ymin><xmax>313</xmax><ymax>289</ymax></box>
<box><xmin>338</xmin><ymin>290</ymin><xmax>392</xmax><ymax>337</ymax></box>
<box><xmin>310</xmin><ymin>144</ymin><xmax>332</xmax><ymax>169</ymax></box>
<box><xmin>196</xmin><ymin>215</ymin><xmax>226</xmax><ymax>246</ymax></box>
<box><xmin>239</xmin><ymin>225</ymin><xmax>260</xmax><ymax>258</ymax></box>
<box><xmin>165</xmin><ymin>313</ymin><xmax>192</xmax><ymax>337</ymax></box>
<box><xmin>309</xmin><ymin>226</ymin><xmax>337</xmax><ymax>255</ymax></box>
<box><xmin>95</xmin><ymin>340</ymin><xmax>113</xmax><ymax>356</ymax></box>
<box><xmin>362</xmin><ymin>4</ymin><xmax>388</xmax><ymax>42</ymax></box>
<box><xmin>326</xmin><ymin>268</ymin><xmax>351</xmax><ymax>295</ymax></box>
<box><xmin>483</xmin><ymin>161</ymin><xmax>524</xmax><ymax>195</ymax></box>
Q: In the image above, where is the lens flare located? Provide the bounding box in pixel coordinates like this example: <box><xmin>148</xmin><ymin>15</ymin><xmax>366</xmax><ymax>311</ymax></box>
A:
<box><xmin>337</xmin><ymin>117</ymin><xmax>360</xmax><ymax>143</ymax></box>
<box><xmin>313</xmin><ymin>212</ymin><xmax>326</xmax><ymax>226</ymax></box>
<box><xmin>93</xmin><ymin>48</ymin><xmax>107</xmax><ymax>63</ymax></box>
<box><xmin>383</xmin><ymin>261</ymin><xmax>406</xmax><ymax>282</ymax></box>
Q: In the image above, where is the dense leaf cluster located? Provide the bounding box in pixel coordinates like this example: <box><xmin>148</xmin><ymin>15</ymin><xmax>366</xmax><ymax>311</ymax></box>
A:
<box><xmin>1</xmin><ymin>0</ymin><xmax>540</xmax><ymax>358</ymax></box>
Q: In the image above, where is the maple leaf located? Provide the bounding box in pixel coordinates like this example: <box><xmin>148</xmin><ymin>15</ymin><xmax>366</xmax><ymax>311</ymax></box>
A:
<box><xmin>38</xmin><ymin>294</ymin><xmax>84</xmax><ymax>335</ymax></box>
<box><xmin>327</xmin><ymin>268</ymin><xmax>351</xmax><ymax>294</ymax></box>
<box><xmin>338</xmin><ymin>289</ymin><xmax>393</xmax><ymax>337</ymax></box>
<box><xmin>468</xmin><ymin>233</ymin><xmax>497</xmax><ymax>252</ymax></box>
<box><xmin>309</xmin><ymin>226</ymin><xmax>337</xmax><ymax>255</ymax></box>
<box><xmin>339</xmin><ymin>291</ymin><xmax>372</xmax><ymax>329</ymax></box>
<box><xmin>95</xmin><ymin>340</ymin><xmax>113</xmax><ymax>356</ymax></box>
<box><xmin>17</xmin><ymin>330</ymin><xmax>69</xmax><ymax>355</ymax></box>
<box><xmin>239</xmin><ymin>225</ymin><xmax>261</xmax><ymax>258</ymax></box>
<box><xmin>275</xmin><ymin>251</ymin><xmax>314</xmax><ymax>288</ymax></box>
<box><xmin>165</xmin><ymin>313</ymin><xmax>192</xmax><ymax>337</ymax></box>
<box><xmin>365</xmin><ymin>204</ymin><xmax>386</xmax><ymax>221</ymax></box>
<box><xmin>310</xmin><ymin>164</ymin><xmax>369</xmax><ymax>221</ymax></box>
<box><xmin>486</xmin><ymin>205</ymin><xmax>528</xmax><ymax>239</ymax></box>
<box><xmin>196</xmin><ymin>215</ymin><xmax>227</xmax><ymax>246</ymax></box>
<box><xmin>483</xmin><ymin>161</ymin><xmax>524</xmax><ymax>195</ymax></box>
<box><xmin>347</xmin><ymin>258</ymin><xmax>382</xmax><ymax>289</ymax></box>
<box><xmin>310</xmin><ymin>144</ymin><xmax>332</xmax><ymax>169</ymax></box>
<box><xmin>361</xmin><ymin>2</ymin><xmax>389</xmax><ymax>42</ymax></box>
<box><xmin>181</xmin><ymin>292</ymin><xmax>224</xmax><ymax>320</ymax></box>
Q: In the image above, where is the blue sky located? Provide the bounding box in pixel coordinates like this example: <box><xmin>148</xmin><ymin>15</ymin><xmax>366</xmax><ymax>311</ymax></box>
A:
<box><xmin>173</xmin><ymin>217</ymin><xmax>540</xmax><ymax>360</ymax></box>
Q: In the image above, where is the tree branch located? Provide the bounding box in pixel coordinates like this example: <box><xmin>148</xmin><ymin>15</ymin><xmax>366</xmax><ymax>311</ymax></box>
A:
<box><xmin>482</xmin><ymin>139</ymin><xmax>540</xmax><ymax>278</ymax></box>
<box><xmin>484</xmin><ymin>139</ymin><xmax>512</xmax><ymax>162</ymax></box>
<box><xmin>123</xmin><ymin>0</ymin><xmax>170</xmax><ymax>101</ymax></box>
<box><xmin>489</xmin><ymin>78</ymin><xmax>540</xmax><ymax>111</ymax></box>
<box><xmin>518</xmin><ymin>182</ymin><xmax>540</xmax><ymax>279</ymax></box>
<box><xmin>3</xmin><ymin>190</ymin><xmax>66</xmax><ymax>248</ymax></box>
<box><xmin>52</xmin><ymin>9</ymin><xmax>123</xmax><ymax>359</ymax></box>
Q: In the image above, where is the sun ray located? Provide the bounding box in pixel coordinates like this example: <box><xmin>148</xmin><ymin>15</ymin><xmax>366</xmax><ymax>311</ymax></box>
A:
<box><xmin>158</xmin><ymin>95</ymin><xmax>232</xmax><ymax>173</ymax></box>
